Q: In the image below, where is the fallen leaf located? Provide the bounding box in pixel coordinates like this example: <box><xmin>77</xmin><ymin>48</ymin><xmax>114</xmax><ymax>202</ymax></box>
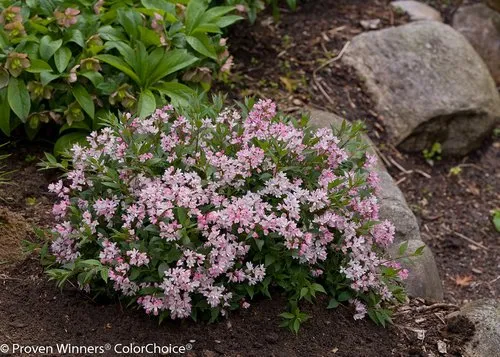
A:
<box><xmin>416</xmin><ymin>329</ymin><xmax>426</xmax><ymax>341</ymax></box>
<box><xmin>466</xmin><ymin>183</ymin><xmax>480</xmax><ymax>196</ymax></box>
<box><xmin>279</xmin><ymin>76</ymin><xmax>297</xmax><ymax>93</ymax></box>
<box><xmin>454</xmin><ymin>275</ymin><xmax>473</xmax><ymax>287</ymax></box>
<box><xmin>437</xmin><ymin>340</ymin><xmax>447</xmax><ymax>354</ymax></box>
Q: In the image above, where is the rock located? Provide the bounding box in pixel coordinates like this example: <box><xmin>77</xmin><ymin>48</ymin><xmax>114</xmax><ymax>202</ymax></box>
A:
<box><xmin>360</xmin><ymin>19</ymin><xmax>381</xmax><ymax>30</ymax></box>
<box><xmin>342</xmin><ymin>21</ymin><xmax>500</xmax><ymax>156</ymax></box>
<box><xmin>387</xmin><ymin>240</ymin><xmax>443</xmax><ymax>301</ymax></box>
<box><xmin>448</xmin><ymin>299</ymin><xmax>500</xmax><ymax>357</ymax></box>
<box><xmin>453</xmin><ymin>4</ymin><xmax>500</xmax><ymax>84</ymax></box>
<box><xmin>308</xmin><ymin>109</ymin><xmax>444</xmax><ymax>301</ymax></box>
<box><xmin>390</xmin><ymin>1</ymin><xmax>443</xmax><ymax>22</ymax></box>
<box><xmin>486</xmin><ymin>0</ymin><xmax>500</xmax><ymax>13</ymax></box>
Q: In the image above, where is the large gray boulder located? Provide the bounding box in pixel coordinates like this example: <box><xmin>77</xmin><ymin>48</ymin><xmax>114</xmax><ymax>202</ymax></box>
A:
<box><xmin>448</xmin><ymin>299</ymin><xmax>500</xmax><ymax>357</ymax></box>
<box><xmin>390</xmin><ymin>1</ymin><xmax>443</xmax><ymax>22</ymax></box>
<box><xmin>342</xmin><ymin>21</ymin><xmax>500</xmax><ymax>156</ymax></box>
<box><xmin>453</xmin><ymin>4</ymin><xmax>500</xmax><ymax>84</ymax></box>
<box><xmin>309</xmin><ymin>109</ymin><xmax>444</xmax><ymax>301</ymax></box>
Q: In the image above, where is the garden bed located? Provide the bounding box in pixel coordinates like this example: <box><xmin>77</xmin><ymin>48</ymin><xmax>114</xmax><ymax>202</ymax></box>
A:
<box><xmin>0</xmin><ymin>0</ymin><xmax>497</xmax><ymax>355</ymax></box>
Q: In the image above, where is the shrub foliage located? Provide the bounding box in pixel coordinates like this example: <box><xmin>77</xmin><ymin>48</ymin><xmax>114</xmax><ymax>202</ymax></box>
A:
<box><xmin>43</xmin><ymin>98</ymin><xmax>413</xmax><ymax>330</ymax></box>
<box><xmin>0</xmin><ymin>0</ymin><xmax>240</xmax><ymax>149</ymax></box>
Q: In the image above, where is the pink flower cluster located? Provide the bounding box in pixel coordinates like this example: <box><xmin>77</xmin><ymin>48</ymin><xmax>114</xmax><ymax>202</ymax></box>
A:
<box><xmin>48</xmin><ymin>100</ymin><xmax>404</xmax><ymax>321</ymax></box>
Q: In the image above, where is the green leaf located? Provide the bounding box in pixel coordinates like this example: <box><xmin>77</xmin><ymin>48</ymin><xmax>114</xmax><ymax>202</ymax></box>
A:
<box><xmin>337</xmin><ymin>291</ymin><xmax>351</xmax><ymax>302</ymax></box>
<box><xmin>129</xmin><ymin>268</ymin><xmax>141</xmax><ymax>280</ymax></box>
<box><xmin>147</xmin><ymin>49</ymin><xmax>198</xmax><ymax>86</ymax></box>
<box><xmin>95</xmin><ymin>54</ymin><xmax>141</xmax><ymax>85</ymax></box>
<box><xmin>311</xmin><ymin>283</ymin><xmax>326</xmax><ymax>294</ymax></box>
<box><xmin>54</xmin><ymin>131</ymin><xmax>88</xmax><ymax>157</ymax></box>
<box><xmin>185</xmin><ymin>0</ymin><xmax>208</xmax><ymax>34</ymax></box>
<box><xmin>104</xmin><ymin>41</ymin><xmax>136</xmax><ymax>68</ymax></box>
<box><xmin>0</xmin><ymin>68</ymin><xmax>9</xmax><ymax>89</ymax></box>
<box><xmin>191</xmin><ymin>23</ymin><xmax>221</xmax><ymax>34</ymax></box>
<box><xmin>98</xmin><ymin>26</ymin><xmax>126</xmax><ymax>42</ymax></box>
<box><xmin>39</xmin><ymin>36</ymin><xmax>63</xmax><ymax>61</ymax></box>
<box><xmin>117</xmin><ymin>8</ymin><xmax>142</xmax><ymax>39</ymax></box>
<box><xmin>137</xmin><ymin>89</ymin><xmax>156</xmax><ymax>118</ymax></box>
<box><xmin>157</xmin><ymin>262</ymin><xmax>170</xmax><ymax>278</ymax></box>
<box><xmin>54</xmin><ymin>47</ymin><xmax>72</xmax><ymax>73</ymax></box>
<box><xmin>153</xmin><ymin>81</ymin><xmax>196</xmax><ymax>107</ymax></box>
<box><xmin>186</xmin><ymin>35</ymin><xmax>217</xmax><ymax>60</ymax></box>
<box><xmin>255</xmin><ymin>238</ymin><xmax>264</xmax><ymax>251</ymax></box>
<box><xmin>25</xmin><ymin>120</ymin><xmax>40</xmax><ymax>140</ymax></box>
<box><xmin>65</xmin><ymin>29</ymin><xmax>85</xmax><ymax>47</ymax></box>
<box><xmin>279</xmin><ymin>312</ymin><xmax>295</xmax><ymax>319</ymax></box>
<box><xmin>138</xmin><ymin>26</ymin><xmax>161</xmax><ymax>46</ymax></box>
<box><xmin>40</xmin><ymin>72</ymin><xmax>60</xmax><ymax>86</ymax></box>
<box><xmin>209</xmin><ymin>307</ymin><xmax>220</xmax><ymax>323</ymax></box>
<box><xmin>264</xmin><ymin>254</ymin><xmax>275</xmax><ymax>267</ymax></box>
<box><xmin>80</xmin><ymin>71</ymin><xmax>104</xmax><ymax>87</ymax></box>
<box><xmin>72</xmin><ymin>84</ymin><xmax>95</xmax><ymax>119</ymax></box>
<box><xmin>7</xmin><ymin>77</ymin><xmax>30</xmax><ymax>122</ymax></box>
<box><xmin>327</xmin><ymin>298</ymin><xmax>339</xmax><ymax>309</ymax></box>
<box><xmin>299</xmin><ymin>287</ymin><xmax>308</xmax><ymax>299</ymax></box>
<box><xmin>413</xmin><ymin>245</ymin><xmax>426</xmax><ymax>256</ymax></box>
<box><xmin>493</xmin><ymin>210</ymin><xmax>500</xmax><ymax>232</ymax></box>
<box><xmin>25</xmin><ymin>58</ymin><xmax>53</xmax><ymax>73</ymax></box>
<box><xmin>0</xmin><ymin>88</ymin><xmax>11</xmax><ymax>135</ymax></box>
<box><xmin>28</xmin><ymin>20</ymin><xmax>49</xmax><ymax>34</ymax></box>
<box><xmin>141</xmin><ymin>0</ymin><xmax>175</xmax><ymax>12</ymax></box>
<box><xmin>398</xmin><ymin>241</ymin><xmax>409</xmax><ymax>256</ymax></box>
<box><xmin>176</xmin><ymin>207</ymin><xmax>188</xmax><ymax>225</ymax></box>
<box><xmin>215</xmin><ymin>15</ymin><xmax>243</xmax><ymax>28</ymax></box>
<box><xmin>100</xmin><ymin>268</ymin><xmax>109</xmax><ymax>282</ymax></box>
<box><xmin>200</xmin><ymin>6</ymin><xmax>235</xmax><ymax>22</ymax></box>
<box><xmin>286</xmin><ymin>0</ymin><xmax>297</xmax><ymax>10</ymax></box>
<box><xmin>159</xmin><ymin>310</ymin><xmax>170</xmax><ymax>325</ymax></box>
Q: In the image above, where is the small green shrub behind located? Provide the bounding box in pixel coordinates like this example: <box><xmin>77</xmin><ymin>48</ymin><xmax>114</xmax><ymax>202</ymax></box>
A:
<box><xmin>0</xmin><ymin>0</ymin><xmax>241</xmax><ymax>151</ymax></box>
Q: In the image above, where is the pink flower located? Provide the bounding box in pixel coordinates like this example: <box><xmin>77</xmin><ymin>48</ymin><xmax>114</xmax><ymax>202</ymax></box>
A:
<box><xmin>54</xmin><ymin>8</ymin><xmax>80</xmax><ymax>28</ymax></box>
<box><xmin>352</xmin><ymin>299</ymin><xmax>367</xmax><ymax>320</ymax></box>
<box><xmin>138</xmin><ymin>153</ymin><xmax>153</xmax><ymax>162</ymax></box>
<box><xmin>93</xmin><ymin>197</ymin><xmax>119</xmax><ymax>221</ymax></box>
<box><xmin>126</xmin><ymin>248</ymin><xmax>150</xmax><ymax>266</ymax></box>
<box><xmin>371</xmin><ymin>220</ymin><xmax>395</xmax><ymax>247</ymax></box>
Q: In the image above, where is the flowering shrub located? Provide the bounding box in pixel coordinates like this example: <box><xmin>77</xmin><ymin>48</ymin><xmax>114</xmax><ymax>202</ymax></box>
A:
<box><xmin>0</xmin><ymin>0</ymin><xmax>240</xmax><ymax>149</ymax></box>
<box><xmin>43</xmin><ymin>98</ymin><xmax>413</xmax><ymax>330</ymax></box>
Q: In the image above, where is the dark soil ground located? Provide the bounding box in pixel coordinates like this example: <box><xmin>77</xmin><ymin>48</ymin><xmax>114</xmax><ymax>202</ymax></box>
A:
<box><xmin>0</xmin><ymin>0</ymin><xmax>497</xmax><ymax>356</ymax></box>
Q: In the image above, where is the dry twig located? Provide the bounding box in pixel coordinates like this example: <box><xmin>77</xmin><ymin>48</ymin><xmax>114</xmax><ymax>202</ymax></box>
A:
<box><xmin>312</xmin><ymin>41</ymin><xmax>351</xmax><ymax>106</ymax></box>
<box><xmin>443</xmin><ymin>227</ymin><xmax>488</xmax><ymax>251</ymax></box>
<box><xmin>415</xmin><ymin>303</ymin><xmax>459</xmax><ymax>312</ymax></box>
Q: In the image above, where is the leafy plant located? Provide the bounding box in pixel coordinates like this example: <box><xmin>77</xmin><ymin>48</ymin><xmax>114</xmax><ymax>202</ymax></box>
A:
<box><xmin>0</xmin><ymin>0</ymin><xmax>241</xmax><ymax>152</ymax></box>
<box><xmin>448</xmin><ymin>166</ymin><xmax>462</xmax><ymax>176</ymax></box>
<box><xmin>492</xmin><ymin>209</ymin><xmax>500</xmax><ymax>233</ymax></box>
<box><xmin>42</xmin><ymin>97</ymin><xmax>419</xmax><ymax>330</ymax></box>
<box><xmin>279</xmin><ymin>304</ymin><xmax>310</xmax><ymax>334</ymax></box>
<box><xmin>423</xmin><ymin>142</ymin><xmax>442</xmax><ymax>166</ymax></box>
